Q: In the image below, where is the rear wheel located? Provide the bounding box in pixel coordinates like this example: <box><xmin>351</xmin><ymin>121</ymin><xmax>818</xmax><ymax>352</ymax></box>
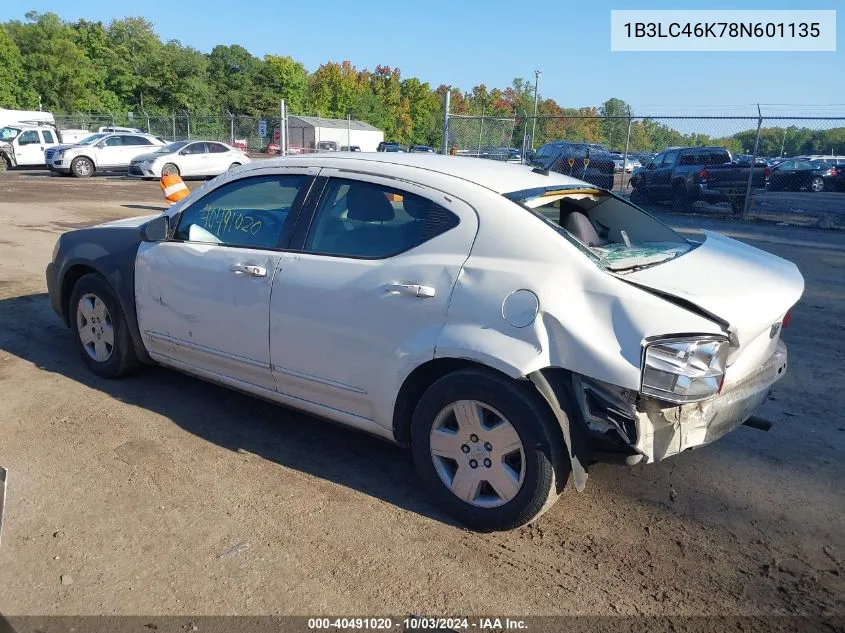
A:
<box><xmin>810</xmin><ymin>176</ymin><xmax>825</xmax><ymax>192</ymax></box>
<box><xmin>69</xmin><ymin>273</ymin><xmax>138</xmax><ymax>378</ymax></box>
<box><xmin>71</xmin><ymin>157</ymin><xmax>94</xmax><ymax>178</ymax></box>
<box><xmin>161</xmin><ymin>163</ymin><xmax>180</xmax><ymax>177</ymax></box>
<box><xmin>410</xmin><ymin>368</ymin><xmax>566</xmax><ymax>531</ymax></box>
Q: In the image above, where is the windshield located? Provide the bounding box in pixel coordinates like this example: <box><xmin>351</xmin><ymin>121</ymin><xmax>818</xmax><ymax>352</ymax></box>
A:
<box><xmin>0</xmin><ymin>127</ymin><xmax>21</xmax><ymax>142</ymax></box>
<box><xmin>504</xmin><ymin>185</ymin><xmax>693</xmax><ymax>272</ymax></box>
<box><xmin>160</xmin><ymin>141</ymin><xmax>190</xmax><ymax>153</ymax></box>
<box><xmin>79</xmin><ymin>133</ymin><xmax>108</xmax><ymax>145</ymax></box>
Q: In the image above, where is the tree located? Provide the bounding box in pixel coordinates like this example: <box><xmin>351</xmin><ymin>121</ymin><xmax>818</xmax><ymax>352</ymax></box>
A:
<box><xmin>262</xmin><ymin>55</ymin><xmax>308</xmax><ymax>114</ymax></box>
<box><xmin>600</xmin><ymin>97</ymin><xmax>629</xmax><ymax>150</ymax></box>
<box><xmin>0</xmin><ymin>25</ymin><xmax>32</xmax><ymax>108</ymax></box>
<box><xmin>208</xmin><ymin>44</ymin><xmax>262</xmax><ymax>114</ymax></box>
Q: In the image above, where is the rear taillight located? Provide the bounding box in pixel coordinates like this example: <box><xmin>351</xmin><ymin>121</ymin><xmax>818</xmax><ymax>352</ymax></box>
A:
<box><xmin>783</xmin><ymin>310</ymin><xmax>792</xmax><ymax>329</ymax></box>
<box><xmin>764</xmin><ymin>167</ymin><xmax>771</xmax><ymax>178</ymax></box>
<box><xmin>827</xmin><ymin>168</ymin><xmax>837</xmax><ymax>176</ymax></box>
<box><xmin>698</xmin><ymin>168</ymin><xmax>709</xmax><ymax>180</ymax></box>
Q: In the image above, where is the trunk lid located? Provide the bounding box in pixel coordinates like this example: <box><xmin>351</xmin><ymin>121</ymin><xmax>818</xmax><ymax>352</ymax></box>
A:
<box><xmin>620</xmin><ymin>230</ymin><xmax>804</xmax><ymax>352</ymax></box>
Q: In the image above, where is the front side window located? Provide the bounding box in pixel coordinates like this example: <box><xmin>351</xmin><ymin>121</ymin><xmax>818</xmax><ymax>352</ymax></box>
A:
<box><xmin>183</xmin><ymin>142</ymin><xmax>207</xmax><ymax>155</ymax></box>
<box><xmin>101</xmin><ymin>136</ymin><xmax>123</xmax><ymax>147</ymax></box>
<box><xmin>18</xmin><ymin>131</ymin><xmax>39</xmax><ymax>145</ymax></box>
<box><xmin>662</xmin><ymin>150</ymin><xmax>679</xmax><ymax>168</ymax></box>
<box><xmin>174</xmin><ymin>175</ymin><xmax>307</xmax><ymax>249</ymax></box>
<box><xmin>304</xmin><ymin>178</ymin><xmax>459</xmax><ymax>259</ymax></box>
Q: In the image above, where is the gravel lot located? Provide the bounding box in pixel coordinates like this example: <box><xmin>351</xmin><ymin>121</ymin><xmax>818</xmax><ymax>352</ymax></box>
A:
<box><xmin>0</xmin><ymin>170</ymin><xmax>843</xmax><ymax>624</ymax></box>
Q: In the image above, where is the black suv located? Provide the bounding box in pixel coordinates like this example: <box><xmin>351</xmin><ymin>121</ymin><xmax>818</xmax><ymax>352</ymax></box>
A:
<box><xmin>377</xmin><ymin>142</ymin><xmax>404</xmax><ymax>152</ymax></box>
<box><xmin>531</xmin><ymin>142</ymin><xmax>615</xmax><ymax>189</ymax></box>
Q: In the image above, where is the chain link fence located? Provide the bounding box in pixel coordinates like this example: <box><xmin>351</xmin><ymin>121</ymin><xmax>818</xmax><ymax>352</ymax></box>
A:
<box><xmin>445</xmin><ymin>111</ymin><xmax>845</xmax><ymax>225</ymax></box>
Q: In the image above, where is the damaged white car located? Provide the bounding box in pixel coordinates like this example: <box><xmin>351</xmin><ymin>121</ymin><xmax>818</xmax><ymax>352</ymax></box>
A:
<box><xmin>45</xmin><ymin>154</ymin><xmax>803</xmax><ymax>531</ymax></box>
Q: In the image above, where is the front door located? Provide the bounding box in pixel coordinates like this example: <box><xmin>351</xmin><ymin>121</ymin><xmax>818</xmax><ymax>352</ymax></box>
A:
<box><xmin>135</xmin><ymin>171</ymin><xmax>315</xmax><ymax>391</ymax></box>
<box><xmin>652</xmin><ymin>149</ymin><xmax>678</xmax><ymax>198</ymax></box>
<box><xmin>268</xmin><ymin>171</ymin><xmax>478</xmax><ymax>426</ymax></box>
<box><xmin>13</xmin><ymin>130</ymin><xmax>46</xmax><ymax>166</ymax></box>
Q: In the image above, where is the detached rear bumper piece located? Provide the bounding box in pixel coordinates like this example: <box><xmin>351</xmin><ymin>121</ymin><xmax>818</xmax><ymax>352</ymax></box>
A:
<box><xmin>571</xmin><ymin>341</ymin><xmax>788</xmax><ymax>464</ymax></box>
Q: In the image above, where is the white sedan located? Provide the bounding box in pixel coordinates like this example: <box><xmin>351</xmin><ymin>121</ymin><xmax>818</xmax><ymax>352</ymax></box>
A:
<box><xmin>46</xmin><ymin>154</ymin><xmax>802</xmax><ymax>531</ymax></box>
<box><xmin>129</xmin><ymin>140</ymin><xmax>250</xmax><ymax>179</ymax></box>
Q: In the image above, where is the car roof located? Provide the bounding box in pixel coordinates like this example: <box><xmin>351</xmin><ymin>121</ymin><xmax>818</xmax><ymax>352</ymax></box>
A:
<box><xmin>239</xmin><ymin>153</ymin><xmax>587</xmax><ymax>194</ymax></box>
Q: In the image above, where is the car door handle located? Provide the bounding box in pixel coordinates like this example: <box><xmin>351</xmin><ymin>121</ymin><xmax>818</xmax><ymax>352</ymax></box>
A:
<box><xmin>231</xmin><ymin>264</ymin><xmax>267</xmax><ymax>277</ymax></box>
<box><xmin>385</xmin><ymin>283</ymin><xmax>436</xmax><ymax>298</ymax></box>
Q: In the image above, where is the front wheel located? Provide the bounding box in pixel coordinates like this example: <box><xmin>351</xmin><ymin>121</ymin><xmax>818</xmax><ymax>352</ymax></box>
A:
<box><xmin>161</xmin><ymin>163</ymin><xmax>180</xmax><ymax>177</ymax></box>
<box><xmin>810</xmin><ymin>176</ymin><xmax>825</xmax><ymax>192</ymax></box>
<box><xmin>69</xmin><ymin>273</ymin><xmax>138</xmax><ymax>378</ymax></box>
<box><xmin>410</xmin><ymin>369</ymin><xmax>566</xmax><ymax>531</ymax></box>
<box><xmin>71</xmin><ymin>157</ymin><xmax>94</xmax><ymax>178</ymax></box>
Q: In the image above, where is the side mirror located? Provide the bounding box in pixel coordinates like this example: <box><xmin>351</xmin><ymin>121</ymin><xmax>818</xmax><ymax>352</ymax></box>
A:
<box><xmin>140</xmin><ymin>215</ymin><xmax>170</xmax><ymax>242</ymax></box>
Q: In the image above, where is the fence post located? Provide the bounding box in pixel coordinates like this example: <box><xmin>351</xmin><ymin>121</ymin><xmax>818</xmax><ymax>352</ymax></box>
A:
<box><xmin>281</xmin><ymin>99</ymin><xmax>287</xmax><ymax>156</ymax></box>
<box><xmin>441</xmin><ymin>90</ymin><xmax>450</xmax><ymax>154</ymax></box>
<box><xmin>477</xmin><ymin>103</ymin><xmax>484</xmax><ymax>158</ymax></box>
<box><xmin>620</xmin><ymin>107</ymin><xmax>633</xmax><ymax>193</ymax></box>
<box><xmin>185</xmin><ymin>111</ymin><xmax>190</xmax><ymax>140</ymax></box>
<box><xmin>227</xmin><ymin>110</ymin><xmax>234</xmax><ymax>145</ymax></box>
<box><xmin>172</xmin><ymin>113</ymin><xmax>176</xmax><ymax>141</ymax></box>
<box><xmin>347</xmin><ymin>112</ymin><xmax>351</xmax><ymax>151</ymax></box>
<box><xmin>742</xmin><ymin>104</ymin><xmax>763</xmax><ymax>218</ymax></box>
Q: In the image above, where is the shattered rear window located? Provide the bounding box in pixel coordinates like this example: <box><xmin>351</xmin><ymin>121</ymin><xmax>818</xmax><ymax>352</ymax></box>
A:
<box><xmin>504</xmin><ymin>186</ymin><xmax>694</xmax><ymax>272</ymax></box>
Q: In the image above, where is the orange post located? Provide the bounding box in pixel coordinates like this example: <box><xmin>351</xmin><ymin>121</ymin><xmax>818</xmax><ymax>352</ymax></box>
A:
<box><xmin>160</xmin><ymin>174</ymin><xmax>189</xmax><ymax>206</ymax></box>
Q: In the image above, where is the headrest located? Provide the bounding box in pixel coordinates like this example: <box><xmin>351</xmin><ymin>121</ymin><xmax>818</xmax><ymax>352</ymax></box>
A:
<box><xmin>402</xmin><ymin>194</ymin><xmax>431</xmax><ymax>219</ymax></box>
<box><xmin>347</xmin><ymin>186</ymin><xmax>395</xmax><ymax>222</ymax></box>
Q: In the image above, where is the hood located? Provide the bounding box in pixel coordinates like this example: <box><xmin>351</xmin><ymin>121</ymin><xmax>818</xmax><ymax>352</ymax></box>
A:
<box><xmin>95</xmin><ymin>214</ymin><xmax>161</xmax><ymax>229</ymax></box>
<box><xmin>620</xmin><ymin>230</ymin><xmax>804</xmax><ymax>349</ymax></box>
<box><xmin>132</xmin><ymin>152</ymin><xmax>166</xmax><ymax>163</ymax></box>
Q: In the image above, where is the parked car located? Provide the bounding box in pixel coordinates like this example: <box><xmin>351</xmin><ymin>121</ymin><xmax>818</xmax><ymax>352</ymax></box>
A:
<box><xmin>98</xmin><ymin>126</ymin><xmax>143</xmax><ymax>134</ymax></box>
<box><xmin>45</xmin><ymin>154</ymin><xmax>803</xmax><ymax>531</ymax></box>
<box><xmin>532</xmin><ymin>142</ymin><xmax>615</xmax><ymax>189</ymax></box>
<box><xmin>377</xmin><ymin>141</ymin><xmax>404</xmax><ymax>152</ymax></box>
<box><xmin>612</xmin><ymin>157</ymin><xmax>641</xmax><ymax>173</ymax></box>
<box><xmin>630</xmin><ymin>146</ymin><xmax>767</xmax><ymax>212</ymax></box>
<box><xmin>47</xmin><ymin>132</ymin><xmax>166</xmax><ymax>177</ymax></box>
<box><xmin>0</xmin><ymin>124</ymin><xmax>61</xmax><ymax>168</ymax></box>
<box><xmin>128</xmin><ymin>140</ymin><xmax>250</xmax><ymax>179</ymax></box>
<box><xmin>316</xmin><ymin>140</ymin><xmax>338</xmax><ymax>152</ymax></box>
<box><xmin>341</xmin><ymin>145</ymin><xmax>362</xmax><ymax>152</ymax></box>
<box><xmin>409</xmin><ymin>145</ymin><xmax>435</xmax><ymax>153</ymax></box>
<box><xmin>264</xmin><ymin>143</ymin><xmax>281</xmax><ymax>155</ymax></box>
<box><xmin>767</xmin><ymin>158</ymin><xmax>843</xmax><ymax>192</ymax></box>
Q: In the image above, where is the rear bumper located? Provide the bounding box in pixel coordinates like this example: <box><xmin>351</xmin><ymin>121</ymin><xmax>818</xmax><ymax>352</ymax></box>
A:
<box><xmin>633</xmin><ymin>340</ymin><xmax>788</xmax><ymax>462</ymax></box>
<box><xmin>570</xmin><ymin>341</ymin><xmax>789</xmax><ymax>464</ymax></box>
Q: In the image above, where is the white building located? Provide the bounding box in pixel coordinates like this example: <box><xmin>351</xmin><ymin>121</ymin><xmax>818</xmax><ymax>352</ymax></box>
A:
<box><xmin>287</xmin><ymin>115</ymin><xmax>384</xmax><ymax>153</ymax></box>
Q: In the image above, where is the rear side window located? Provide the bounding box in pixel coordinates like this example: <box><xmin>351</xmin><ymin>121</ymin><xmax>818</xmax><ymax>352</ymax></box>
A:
<box><xmin>304</xmin><ymin>178</ymin><xmax>459</xmax><ymax>258</ymax></box>
<box><xmin>175</xmin><ymin>175</ymin><xmax>308</xmax><ymax>249</ymax></box>
<box><xmin>42</xmin><ymin>130</ymin><xmax>55</xmax><ymax>144</ymax></box>
<box><xmin>123</xmin><ymin>136</ymin><xmax>153</xmax><ymax>146</ymax></box>
<box><xmin>207</xmin><ymin>143</ymin><xmax>229</xmax><ymax>153</ymax></box>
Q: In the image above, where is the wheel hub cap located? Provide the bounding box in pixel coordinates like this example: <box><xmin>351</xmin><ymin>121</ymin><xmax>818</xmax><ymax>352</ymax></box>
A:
<box><xmin>429</xmin><ymin>400</ymin><xmax>526</xmax><ymax>508</ymax></box>
<box><xmin>76</xmin><ymin>293</ymin><xmax>115</xmax><ymax>362</ymax></box>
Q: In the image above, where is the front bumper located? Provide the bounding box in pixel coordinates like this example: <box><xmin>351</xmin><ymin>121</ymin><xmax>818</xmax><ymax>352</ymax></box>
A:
<box><xmin>45</xmin><ymin>262</ymin><xmax>65</xmax><ymax>323</ymax></box>
<box><xmin>128</xmin><ymin>165</ymin><xmax>156</xmax><ymax>178</ymax></box>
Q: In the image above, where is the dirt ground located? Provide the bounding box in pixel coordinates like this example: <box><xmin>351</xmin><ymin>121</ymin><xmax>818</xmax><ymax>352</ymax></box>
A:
<box><xmin>0</xmin><ymin>169</ymin><xmax>843</xmax><ymax>623</ymax></box>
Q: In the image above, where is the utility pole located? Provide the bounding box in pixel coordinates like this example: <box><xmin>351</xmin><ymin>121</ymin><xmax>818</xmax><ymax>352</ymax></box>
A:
<box><xmin>530</xmin><ymin>70</ymin><xmax>541</xmax><ymax>151</ymax></box>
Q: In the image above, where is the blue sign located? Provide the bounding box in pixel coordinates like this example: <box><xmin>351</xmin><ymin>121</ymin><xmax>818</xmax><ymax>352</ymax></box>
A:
<box><xmin>258</xmin><ymin>119</ymin><xmax>267</xmax><ymax>137</ymax></box>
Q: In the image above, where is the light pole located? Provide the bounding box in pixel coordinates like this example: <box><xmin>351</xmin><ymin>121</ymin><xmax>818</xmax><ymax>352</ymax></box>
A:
<box><xmin>530</xmin><ymin>69</ymin><xmax>541</xmax><ymax>151</ymax></box>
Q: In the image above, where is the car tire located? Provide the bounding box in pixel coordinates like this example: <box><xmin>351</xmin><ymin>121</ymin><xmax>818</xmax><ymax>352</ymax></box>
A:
<box><xmin>810</xmin><ymin>176</ymin><xmax>825</xmax><ymax>193</ymax></box>
<box><xmin>410</xmin><ymin>368</ymin><xmax>566</xmax><ymax>532</ymax></box>
<box><xmin>69</xmin><ymin>273</ymin><xmax>138</xmax><ymax>379</ymax></box>
<box><xmin>161</xmin><ymin>163</ymin><xmax>180</xmax><ymax>177</ymax></box>
<box><xmin>71</xmin><ymin>157</ymin><xmax>94</xmax><ymax>178</ymax></box>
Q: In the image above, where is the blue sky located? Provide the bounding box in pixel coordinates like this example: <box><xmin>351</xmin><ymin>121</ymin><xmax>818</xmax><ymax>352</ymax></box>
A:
<box><xmin>2</xmin><ymin>1</ymin><xmax>842</xmax><ymax>115</ymax></box>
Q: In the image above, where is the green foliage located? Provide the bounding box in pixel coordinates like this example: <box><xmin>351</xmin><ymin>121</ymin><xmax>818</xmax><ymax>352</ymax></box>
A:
<box><xmin>2</xmin><ymin>11</ymin><xmax>842</xmax><ymax>155</ymax></box>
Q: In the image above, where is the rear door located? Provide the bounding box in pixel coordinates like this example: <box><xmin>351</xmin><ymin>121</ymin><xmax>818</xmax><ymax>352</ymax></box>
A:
<box><xmin>206</xmin><ymin>142</ymin><xmax>234</xmax><ymax>175</ymax></box>
<box><xmin>268</xmin><ymin>170</ymin><xmax>478</xmax><ymax>426</ymax></box>
<box><xmin>121</xmin><ymin>135</ymin><xmax>160</xmax><ymax>167</ymax></box>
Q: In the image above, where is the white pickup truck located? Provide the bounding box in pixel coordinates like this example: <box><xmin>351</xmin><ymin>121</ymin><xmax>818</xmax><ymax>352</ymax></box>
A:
<box><xmin>0</xmin><ymin>124</ymin><xmax>91</xmax><ymax>170</ymax></box>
